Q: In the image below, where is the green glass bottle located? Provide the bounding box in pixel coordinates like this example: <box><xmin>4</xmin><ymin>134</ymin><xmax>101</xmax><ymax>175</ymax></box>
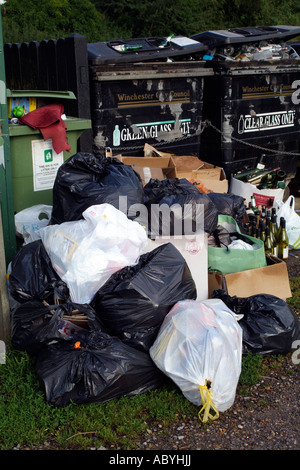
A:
<box><xmin>259</xmin><ymin>219</ymin><xmax>266</xmax><ymax>243</ymax></box>
<box><xmin>277</xmin><ymin>218</ymin><xmax>289</xmax><ymax>260</ymax></box>
<box><xmin>276</xmin><ymin>217</ymin><xmax>284</xmax><ymax>242</ymax></box>
<box><xmin>264</xmin><ymin>226</ymin><xmax>273</xmax><ymax>255</ymax></box>
<box><xmin>251</xmin><ymin>218</ymin><xmax>257</xmax><ymax>237</ymax></box>
<box><xmin>269</xmin><ymin>214</ymin><xmax>278</xmax><ymax>257</ymax></box>
<box><xmin>250</xmin><ymin>195</ymin><xmax>260</xmax><ymax>215</ymax></box>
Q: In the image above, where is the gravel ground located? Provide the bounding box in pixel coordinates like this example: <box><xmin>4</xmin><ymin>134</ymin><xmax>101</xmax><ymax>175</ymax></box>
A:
<box><xmin>134</xmin><ymin>359</ymin><xmax>300</xmax><ymax>451</ymax></box>
<box><xmin>130</xmin><ymin>254</ymin><xmax>300</xmax><ymax>452</ymax></box>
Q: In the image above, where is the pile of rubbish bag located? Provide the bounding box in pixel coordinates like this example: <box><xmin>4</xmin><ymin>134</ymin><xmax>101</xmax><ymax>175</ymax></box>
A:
<box><xmin>8</xmin><ymin>152</ymin><xmax>300</xmax><ymax>419</ymax></box>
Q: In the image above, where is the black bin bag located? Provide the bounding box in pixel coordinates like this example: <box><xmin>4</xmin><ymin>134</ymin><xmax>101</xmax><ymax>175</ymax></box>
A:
<box><xmin>212</xmin><ymin>289</ymin><xmax>300</xmax><ymax>355</ymax></box>
<box><xmin>207</xmin><ymin>193</ymin><xmax>246</xmax><ymax>232</ymax></box>
<box><xmin>11</xmin><ymin>300</ymin><xmax>105</xmax><ymax>354</ymax></box>
<box><xmin>51</xmin><ymin>152</ymin><xmax>144</xmax><ymax>224</ymax></box>
<box><xmin>9</xmin><ymin>240</ymin><xmax>69</xmax><ymax>304</ymax></box>
<box><xmin>142</xmin><ymin>178</ymin><xmax>218</xmax><ymax>237</ymax></box>
<box><xmin>91</xmin><ymin>242</ymin><xmax>197</xmax><ymax>352</ymax></box>
<box><xmin>36</xmin><ymin>330</ymin><xmax>165</xmax><ymax>407</ymax></box>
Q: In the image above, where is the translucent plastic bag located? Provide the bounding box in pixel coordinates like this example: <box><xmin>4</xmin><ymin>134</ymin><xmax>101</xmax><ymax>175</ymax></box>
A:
<box><xmin>150</xmin><ymin>298</ymin><xmax>243</xmax><ymax>422</ymax></box>
<box><xmin>276</xmin><ymin>196</ymin><xmax>300</xmax><ymax>249</ymax></box>
<box><xmin>15</xmin><ymin>204</ymin><xmax>52</xmax><ymax>244</ymax></box>
<box><xmin>39</xmin><ymin>204</ymin><xmax>148</xmax><ymax>304</ymax></box>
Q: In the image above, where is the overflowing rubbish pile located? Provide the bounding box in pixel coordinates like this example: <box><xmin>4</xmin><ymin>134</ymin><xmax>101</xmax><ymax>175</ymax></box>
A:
<box><xmin>201</xmin><ymin>41</ymin><xmax>300</xmax><ymax>62</ymax></box>
<box><xmin>8</xmin><ymin>148</ymin><xmax>300</xmax><ymax>422</ymax></box>
<box><xmin>190</xmin><ymin>25</ymin><xmax>300</xmax><ymax>62</ymax></box>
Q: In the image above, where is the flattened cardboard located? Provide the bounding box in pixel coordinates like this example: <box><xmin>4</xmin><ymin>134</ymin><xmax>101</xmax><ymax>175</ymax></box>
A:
<box><xmin>171</xmin><ymin>155</ymin><xmax>228</xmax><ymax>193</ymax></box>
<box><xmin>208</xmin><ymin>255</ymin><xmax>292</xmax><ymax>300</ymax></box>
<box><xmin>134</xmin><ymin>167</ymin><xmax>164</xmax><ymax>185</ymax></box>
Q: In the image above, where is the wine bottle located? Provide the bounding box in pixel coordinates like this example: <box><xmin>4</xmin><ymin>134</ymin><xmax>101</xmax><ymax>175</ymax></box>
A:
<box><xmin>234</xmin><ymin>154</ymin><xmax>265</xmax><ymax>180</ymax></box>
<box><xmin>269</xmin><ymin>214</ymin><xmax>278</xmax><ymax>256</ymax></box>
<box><xmin>250</xmin><ymin>195</ymin><xmax>260</xmax><ymax>215</ymax></box>
<box><xmin>256</xmin><ymin>154</ymin><xmax>266</xmax><ymax>170</ymax></box>
<box><xmin>159</xmin><ymin>34</ymin><xmax>174</xmax><ymax>48</ymax></box>
<box><xmin>264</xmin><ymin>226</ymin><xmax>273</xmax><ymax>254</ymax></box>
<box><xmin>277</xmin><ymin>218</ymin><xmax>289</xmax><ymax>260</ymax></box>
<box><xmin>251</xmin><ymin>218</ymin><xmax>257</xmax><ymax>237</ymax></box>
<box><xmin>113</xmin><ymin>43</ymin><xmax>143</xmax><ymax>52</ymax></box>
<box><xmin>246</xmin><ymin>202</ymin><xmax>255</xmax><ymax>220</ymax></box>
<box><xmin>276</xmin><ymin>217</ymin><xmax>285</xmax><ymax>242</ymax></box>
<box><xmin>260</xmin><ymin>220</ymin><xmax>266</xmax><ymax>243</ymax></box>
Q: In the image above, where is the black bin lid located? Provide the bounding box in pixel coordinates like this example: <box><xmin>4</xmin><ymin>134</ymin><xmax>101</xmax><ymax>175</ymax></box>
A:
<box><xmin>191</xmin><ymin>25</ymin><xmax>300</xmax><ymax>48</ymax></box>
<box><xmin>87</xmin><ymin>36</ymin><xmax>208</xmax><ymax>65</ymax></box>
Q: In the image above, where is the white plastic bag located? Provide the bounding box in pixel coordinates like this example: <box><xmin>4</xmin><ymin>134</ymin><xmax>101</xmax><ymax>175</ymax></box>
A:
<box><xmin>38</xmin><ymin>204</ymin><xmax>148</xmax><ymax>304</ymax></box>
<box><xmin>150</xmin><ymin>298</ymin><xmax>243</xmax><ymax>422</ymax></box>
<box><xmin>276</xmin><ymin>195</ymin><xmax>300</xmax><ymax>249</ymax></box>
<box><xmin>14</xmin><ymin>204</ymin><xmax>52</xmax><ymax>244</ymax></box>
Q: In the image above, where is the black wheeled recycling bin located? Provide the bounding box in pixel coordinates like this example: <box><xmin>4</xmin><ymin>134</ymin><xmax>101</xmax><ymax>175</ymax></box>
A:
<box><xmin>191</xmin><ymin>25</ymin><xmax>300</xmax><ymax>181</ymax></box>
<box><xmin>87</xmin><ymin>35</ymin><xmax>211</xmax><ymax>156</ymax></box>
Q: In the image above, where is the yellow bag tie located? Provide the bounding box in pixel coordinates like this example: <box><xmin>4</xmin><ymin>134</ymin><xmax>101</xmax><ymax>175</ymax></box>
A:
<box><xmin>197</xmin><ymin>382</ymin><xmax>219</xmax><ymax>423</ymax></box>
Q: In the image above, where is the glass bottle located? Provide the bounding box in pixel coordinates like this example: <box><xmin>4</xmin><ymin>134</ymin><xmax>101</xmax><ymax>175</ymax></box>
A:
<box><xmin>159</xmin><ymin>34</ymin><xmax>174</xmax><ymax>48</ymax></box>
<box><xmin>256</xmin><ymin>154</ymin><xmax>266</xmax><ymax>170</ymax></box>
<box><xmin>264</xmin><ymin>226</ymin><xmax>273</xmax><ymax>255</ymax></box>
<box><xmin>269</xmin><ymin>214</ymin><xmax>278</xmax><ymax>256</ymax></box>
<box><xmin>276</xmin><ymin>217</ymin><xmax>285</xmax><ymax>242</ymax></box>
<box><xmin>277</xmin><ymin>218</ymin><xmax>289</xmax><ymax>260</ymax></box>
<box><xmin>260</xmin><ymin>219</ymin><xmax>266</xmax><ymax>243</ymax></box>
<box><xmin>251</xmin><ymin>218</ymin><xmax>257</xmax><ymax>237</ymax></box>
<box><xmin>260</xmin><ymin>204</ymin><xmax>267</xmax><ymax>221</ymax></box>
<box><xmin>246</xmin><ymin>202</ymin><xmax>255</xmax><ymax>219</ymax></box>
<box><xmin>251</xmin><ymin>195</ymin><xmax>260</xmax><ymax>215</ymax></box>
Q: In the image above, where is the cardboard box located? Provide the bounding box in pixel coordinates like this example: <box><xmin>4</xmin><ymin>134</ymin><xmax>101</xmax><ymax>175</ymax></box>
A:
<box><xmin>112</xmin><ymin>155</ymin><xmax>177</xmax><ymax>185</ymax></box>
<box><xmin>171</xmin><ymin>155</ymin><xmax>228</xmax><ymax>193</ymax></box>
<box><xmin>146</xmin><ymin>233</ymin><xmax>208</xmax><ymax>302</ymax></box>
<box><xmin>208</xmin><ymin>254</ymin><xmax>292</xmax><ymax>300</ymax></box>
<box><xmin>229</xmin><ymin>176</ymin><xmax>285</xmax><ymax>208</ymax></box>
<box><xmin>143</xmin><ymin>145</ymin><xmax>228</xmax><ymax>193</ymax></box>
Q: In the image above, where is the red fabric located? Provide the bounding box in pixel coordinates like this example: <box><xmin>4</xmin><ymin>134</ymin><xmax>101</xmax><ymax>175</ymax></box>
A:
<box><xmin>19</xmin><ymin>103</ymin><xmax>71</xmax><ymax>154</ymax></box>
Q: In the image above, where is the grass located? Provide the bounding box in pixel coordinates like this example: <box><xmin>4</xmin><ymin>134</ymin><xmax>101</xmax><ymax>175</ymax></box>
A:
<box><xmin>288</xmin><ymin>277</ymin><xmax>300</xmax><ymax>312</ymax></box>
<box><xmin>0</xmin><ymin>277</ymin><xmax>299</xmax><ymax>450</ymax></box>
<box><xmin>0</xmin><ymin>343</ymin><xmax>198</xmax><ymax>450</ymax></box>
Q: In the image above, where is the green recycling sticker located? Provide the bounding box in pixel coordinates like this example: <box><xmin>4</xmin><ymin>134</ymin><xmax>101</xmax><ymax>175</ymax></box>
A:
<box><xmin>44</xmin><ymin>149</ymin><xmax>53</xmax><ymax>162</ymax></box>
